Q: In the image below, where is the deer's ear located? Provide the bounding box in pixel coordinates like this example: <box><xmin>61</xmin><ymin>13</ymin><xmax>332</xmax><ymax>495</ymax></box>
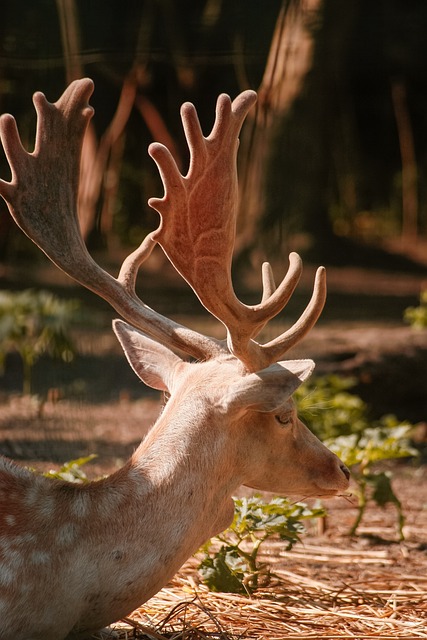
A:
<box><xmin>113</xmin><ymin>319</ymin><xmax>183</xmax><ymax>392</ymax></box>
<box><xmin>219</xmin><ymin>359</ymin><xmax>314</xmax><ymax>413</ymax></box>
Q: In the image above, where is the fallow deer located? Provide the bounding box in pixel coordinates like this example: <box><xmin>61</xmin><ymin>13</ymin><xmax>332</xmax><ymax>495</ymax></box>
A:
<box><xmin>0</xmin><ymin>79</ymin><xmax>350</xmax><ymax>640</ymax></box>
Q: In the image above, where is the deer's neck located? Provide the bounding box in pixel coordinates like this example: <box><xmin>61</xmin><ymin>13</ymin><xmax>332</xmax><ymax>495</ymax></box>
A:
<box><xmin>1</xmin><ymin>405</ymin><xmax>240</xmax><ymax>640</ymax></box>
<box><xmin>129</xmin><ymin>401</ymin><xmax>240</xmax><ymax>537</ymax></box>
<box><xmin>67</xmin><ymin>404</ymin><xmax>239</xmax><ymax>633</ymax></box>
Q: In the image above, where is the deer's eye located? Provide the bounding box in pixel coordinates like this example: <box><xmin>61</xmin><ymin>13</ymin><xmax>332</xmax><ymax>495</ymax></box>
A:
<box><xmin>275</xmin><ymin>413</ymin><xmax>293</xmax><ymax>427</ymax></box>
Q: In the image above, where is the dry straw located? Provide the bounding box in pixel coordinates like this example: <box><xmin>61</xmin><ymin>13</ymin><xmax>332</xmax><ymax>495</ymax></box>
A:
<box><xmin>96</xmin><ymin>543</ymin><xmax>427</xmax><ymax>640</ymax></box>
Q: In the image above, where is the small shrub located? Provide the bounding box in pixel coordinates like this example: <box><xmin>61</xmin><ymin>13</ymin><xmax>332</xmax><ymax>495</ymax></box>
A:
<box><xmin>297</xmin><ymin>375</ymin><xmax>418</xmax><ymax>539</ymax></box>
<box><xmin>327</xmin><ymin>421</ymin><xmax>417</xmax><ymax>539</ymax></box>
<box><xmin>295</xmin><ymin>374</ymin><xmax>369</xmax><ymax>440</ymax></box>
<box><xmin>404</xmin><ymin>289</ymin><xmax>427</xmax><ymax>329</ymax></box>
<box><xmin>0</xmin><ymin>289</ymin><xmax>79</xmax><ymax>394</ymax></box>
<box><xmin>198</xmin><ymin>495</ymin><xmax>325</xmax><ymax>594</ymax></box>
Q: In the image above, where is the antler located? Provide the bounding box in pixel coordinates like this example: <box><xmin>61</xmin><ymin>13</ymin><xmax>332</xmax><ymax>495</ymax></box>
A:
<box><xmin>0</xmin><ymin>79</ymin><xmax>222</xmax><ymax>361</ymax></box>
<box><xmin>0</xmin><ymin>79</ymin><xmax>325</xmax><ymax>373</ymax></box>
<box><xmin>148</xmin><ymin>91</ymin><xmax>326</xmax><ymax>371</ymax></box>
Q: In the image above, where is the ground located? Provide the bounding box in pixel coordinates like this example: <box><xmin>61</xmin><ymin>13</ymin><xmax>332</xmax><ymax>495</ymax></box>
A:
<box><xmin>0</xmin><ymin>255</ymin><xmax>426</xmax><ymax>638</ymax></box>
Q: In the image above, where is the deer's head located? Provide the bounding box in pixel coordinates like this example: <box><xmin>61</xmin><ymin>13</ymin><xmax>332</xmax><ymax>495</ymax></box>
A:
<box><xmin>113</xmin><ymin>318</ymin><xmax>349</xmax><ymax>498</ymax></box>
<box><xmin>0</xmin><ymin>79</ymin><xmax>350</xmax><ymax>499</ymax></box>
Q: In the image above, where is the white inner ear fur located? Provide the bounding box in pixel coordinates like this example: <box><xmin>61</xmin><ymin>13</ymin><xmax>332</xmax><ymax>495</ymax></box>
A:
<box><xmin>113</xmin><ymin>319</ymin><xmax>183</xmax><ymax>392</ymax></box>
<box><xmin>219</xmin><ymin>359</ymin><xmax>315</xmax><ymax>414</ymax></box>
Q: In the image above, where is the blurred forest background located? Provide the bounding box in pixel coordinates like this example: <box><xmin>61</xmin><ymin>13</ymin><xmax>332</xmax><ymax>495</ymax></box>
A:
<box><xmin>1</xmin><ymin>0</ymin><xmax>427</xmax><ymax>271</ymax></box>
<box><xmin>0</xmin><ymin>0</ymin><xmax>427</xmax><ymax>478</ymax></box>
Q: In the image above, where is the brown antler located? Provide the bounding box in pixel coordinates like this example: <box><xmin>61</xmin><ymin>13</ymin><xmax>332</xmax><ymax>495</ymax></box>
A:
<box><xmin>0</xmin><ymin>79</ymin><xmax>325</xmax><ymax>373</ymax></box>
<box><xmin>148</xmin><ymin>91</ymin><xmax>326</xmax><ymax>371</ymax></box>
<box><xmin>0</xmin><ymin>79</ymin><xmax>222</xmax><ymax>361</ymax></box>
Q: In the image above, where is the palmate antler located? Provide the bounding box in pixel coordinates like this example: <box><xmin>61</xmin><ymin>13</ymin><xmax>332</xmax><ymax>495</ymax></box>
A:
<box><xmin>0</xmin><ymin>78</ymin><xmax>325</xmax><ymax>373</ymax></box>
<box><xmin>0</xmin><ymin>79</ymin><xmax>221</xmax><ymax>362</ymax></box>
<box><xmin>148</xmin><ymin>89</ymin><xmax>326</xmax><ymax>370</ymax></box>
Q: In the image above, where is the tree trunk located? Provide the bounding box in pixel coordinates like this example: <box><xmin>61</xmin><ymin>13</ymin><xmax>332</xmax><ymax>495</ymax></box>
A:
<box><xmin>237</xmin><ymin>0</ymin><xmax>358</xmax><ymax>263</ymax></box>
<box><xmin>237</xmin><ymin>0</ymin><xmax>321</xmax><ymax>256</ymax></box>
<box><xmin>391</xmin><ymin>80</ymin><xmax>418</xmax><ymax>243</ymax></box>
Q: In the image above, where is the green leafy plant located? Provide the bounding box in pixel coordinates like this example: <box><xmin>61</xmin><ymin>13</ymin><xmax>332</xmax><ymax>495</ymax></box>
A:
<box><xmin>295</xmin><ymin>374</ymin><xmax>369</xmax><ymax>440</ymax></box>
<box><xmin>404</xmin><ymin>289</ymin><xmax>427</xmax><ymax>328</ymax></box>
<box><xmin>297</xmin><ymin>375</ymin><xmax>417</xmax><ymax>539</ymax></box>
<box><xmin>198</xmin><ymin>495</ymin><xmax>325</xmax><ymax>594</ymax></box>
<box><xmin>43</xmin><ymin>454</ymin><xmax>97</xmax><ymax>483</ymax></box>
<box><xmin>327</xmin><ymin>420</ymin><xmax>417</xmax><ymax>539</ymax></box>
<box><xmin>0</xmin><ymin>289</ymin><xmax>79</xmax><ymax>394</ymax></box>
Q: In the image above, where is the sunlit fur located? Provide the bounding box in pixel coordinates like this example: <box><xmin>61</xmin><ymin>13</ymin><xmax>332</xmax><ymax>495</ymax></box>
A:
<box><xmin>0</xmin><ymin>78</ymin><xmax>349</xmax><ymax>639</ymax></box>
<box><xmin>0</xmin><ymin>326</ymin><xmax>349</xmax><ymax>639</ymax></box>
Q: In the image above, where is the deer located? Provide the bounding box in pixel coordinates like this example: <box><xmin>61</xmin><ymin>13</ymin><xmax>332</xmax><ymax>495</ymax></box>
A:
<box><xmin>0</xmin><ymin>78</ymin><xmax>350</xmax><ymax>640</ymax></box>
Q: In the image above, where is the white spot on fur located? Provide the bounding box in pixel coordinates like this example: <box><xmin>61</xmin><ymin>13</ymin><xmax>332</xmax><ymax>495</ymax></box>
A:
<box><xmin>0</xmin><ymin>548</ymin><xmax>23</xmax><ymax>584</ymax></box>
<box><xmin>4</xmin><ymin>514</ymin><xmax>16</xmax><ymax>527</ymax></box>
<box><xmin>0</xmin><ymin>533</ymin><xmax>36</xmax><ymax>553</ymax></box>
<box><xmin>95</xmin><ymin>488</ymin><xmax>127</xmax><ymax>519</ymax></box>
<box><xmin>71</xmin><ymin>492</ymin><xmax>90</xmax><ymax>518</ymax></box>
<box><xmin>23</xmin><ymin>483</ymin><xmax>41</xmax><ymax>507</ymax></box>
<box><xmin>39</xmin><ymin>492</ymin><xmax>56</xmax><ymax>518</ymax></box>
<box><xmin>0</xmin><ymin>563</ymin><xmax>14</xmax><ymax>586</ymax></box>
<box><xmin>57</xmin><ymin>522</ymin><xmax>78</xmax><ymax>546</ymax></box>
<box><xmin>16</xmin><ymin>533</ymin><xmax>37</xmax><ymax>546</ymax></box>
<box><xmin>8</xmin><ymin>548</ymin><xmax>24</xmax><ymax>569</ymax></box>
<box><xmin>30</xmin><ymin>550</ymin><xmax>51</xmax><ymax>565</ymax></box>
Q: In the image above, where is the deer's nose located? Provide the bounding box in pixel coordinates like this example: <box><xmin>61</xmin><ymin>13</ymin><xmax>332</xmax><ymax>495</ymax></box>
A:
<box><xmin>340</xmin><ymin>463</ymin><xmax>350</xmax><ymax>481</ymax></box>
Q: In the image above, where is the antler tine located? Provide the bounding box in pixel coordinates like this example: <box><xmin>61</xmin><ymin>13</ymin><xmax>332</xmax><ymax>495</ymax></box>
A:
<box><xmin>252</xmin><ymin>259</ymin><xmax>293</xmax><ymax>339</ymax></box>
<box><xmin>258</xmin><ymin>265</ymin><xmax>327</xmax><ymax>367</ymax></box>
<box><xmin>148</xmin><ymin>91</ymin><xmax>322</xmax><ymax>371</ymax></box>
<box><xmin>0</xmin><ymin>79</ymin><xmax>223</xmax><ymax>361</ymax></box>
<box><xmin>221</xmin><ymin>256</ymin><xmax>326</xmax><ymax>371</ymax></box>
<box><xmin>261</xmin><ymin>262</ymin><xmax>277</xmax><ymax>301</ymax></box>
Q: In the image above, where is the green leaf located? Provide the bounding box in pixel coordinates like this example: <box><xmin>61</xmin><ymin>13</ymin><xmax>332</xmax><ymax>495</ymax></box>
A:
<box><xmin>295</xmin><ymin>375</ymin><xmax>369</xmax><ymax>440</ymax></box>
<box><xmin>326</xmin><ymin>424</ymin><xmax>417</xmax><ymax>470</ymax></box>
<box><xmin>198</xmin><ymin>495</ymin><xmax>325</xmax><ymax>593</ymax></box>
<box><xmin>198</xmin><ymin>546</ymin><xmax>247</xmax><ymax>594</ymax></box>
<box><xmin>404</xmin><ymin>289</ymin><xmax>427</xmax><ymax>328</ymax></box>
<box><xmin>365</xmin><ymin>471</ymin><xmax>401</xmax><ymax>508</ymax></box>
<box><xmin>43</xmin><ymin>454</ymin><xmax>97</xmax><ymax>483</ymax></box>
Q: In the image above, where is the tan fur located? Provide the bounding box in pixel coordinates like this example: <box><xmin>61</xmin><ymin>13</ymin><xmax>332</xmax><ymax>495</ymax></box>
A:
<box><xmin>0</xmin><ymin>349</ymin><xmax>349</xmax><ymax>639</ymax></box>
<box><xmin>0</xmin><ymin>80</ymin><xmax>350</xmax><ymax>639</ymax></box>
